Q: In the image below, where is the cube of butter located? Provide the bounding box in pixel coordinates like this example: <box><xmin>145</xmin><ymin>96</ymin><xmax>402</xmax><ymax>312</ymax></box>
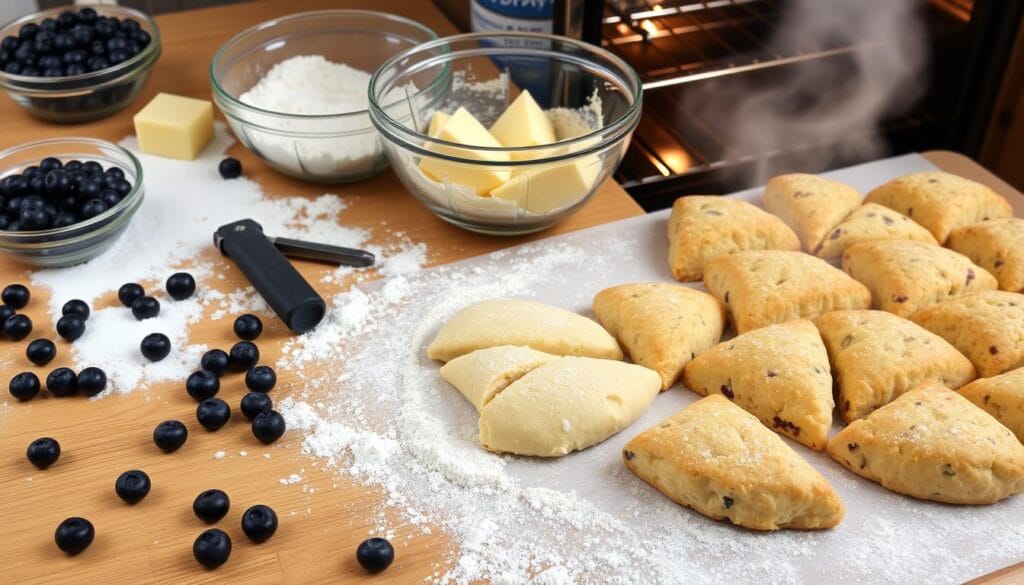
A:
<box><xmin>489</xmin><ymin>155</ymin><xmax>601</xmax><ymax>214</ymax></box>
<box><xmin>489</xmin><ymin>90</ymin><xmax>557</xmax><ymax>160</ymax></box>
<box><xmin>419</xmin><ymin>107</ymin><xmax>511</xmax><ymax>194</ymax></box>
<box><xmin>133</xmin><ymin>93</ymin><xmax>214</xmax><ymax>160</ymax></box>
<box><xmin>426</xmin><ymin>111</ymin><xmax>450</xmax><ymax>138</ymax></box>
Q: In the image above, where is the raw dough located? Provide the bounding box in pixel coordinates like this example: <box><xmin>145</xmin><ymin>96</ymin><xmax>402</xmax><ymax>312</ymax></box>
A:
<box><xmin>440</xmin><ymin>345</ymin><xmax>558</xmax><ymax>411</ymax></box>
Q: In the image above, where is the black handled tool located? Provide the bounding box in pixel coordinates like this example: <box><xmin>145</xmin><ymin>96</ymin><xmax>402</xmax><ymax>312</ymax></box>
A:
<box><xmin>267</xmin><ymin>237</ymin><xmax>375</xmax><ymax>267</ymax></box>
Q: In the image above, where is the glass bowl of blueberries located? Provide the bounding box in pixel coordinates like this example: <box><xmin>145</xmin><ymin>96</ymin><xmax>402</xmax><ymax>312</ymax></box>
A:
<box><xmin>0</xmin><ymin>137</ymin><xmax>144</xmax><ymax>267</ymax></box>
<box><xmin>0</xmin><ymin>5</ymin><xmax>160</xmax><ymax>123</ymax></box>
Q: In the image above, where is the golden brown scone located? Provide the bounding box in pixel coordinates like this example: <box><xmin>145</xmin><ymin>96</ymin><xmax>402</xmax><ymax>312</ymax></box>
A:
<box><xmin>864</xmin><ymin>171</ymin><xmax>1012</xmax><ymax>243</ymax></box>
<box><xmin>959</xmin><ymin>368</ymin><xmax>1024</xmax><ymax>443</ymax></box>
<box><xmin>827</xmin><ymin>381</ymin><xmax>1024</xmax><ymax>504</ymax></box>
<box><xmin>682</xmin><ymin>320</ymin><xmax>833</xmax><ymax>450</ymax></box>
<box><xmin>623</xmin><ymin>395</ymin><xmax>844</xmax><ymax>531</ymax></box>
<box><xmin>702</xmin><ymin>250</ymin><xmax>871</xmax><ymax>333</ymax></box>
<box><xmin>910</xmin><ymin>291</ymin><xmax>1024</xmax><ymax>378</ymax></box>
<box><xmin>817</xmin><ymin>310</ymin><xmax>976</xmax><ymax>423</ymax></box>
<box><xmin>667</xmin><ymin>196</ymin><xmax>800</xmax><ymax>282</ymax></box>
<box><xmin>813</xmin><ymin>202</ymin><xmax>937</xmax><ymax>261</ymax></box>
<box><xmin>841</xmin><ymin>240</ymin><xmax>997</xmax><ymax>318</ymax></box>
<box><xmin>762</xmin><ymin>173</ymin><xmax>862</xmax><ymax>251</ymax></box>
<box><xmin>946</xmin><ymin>218</ymin><xmax>1024</xmax><ymax>292</ymax></box>
<box><xmin>593</xmin><ymin>283</ymin><xmax>725</xmax><ymax>390</ymax></box>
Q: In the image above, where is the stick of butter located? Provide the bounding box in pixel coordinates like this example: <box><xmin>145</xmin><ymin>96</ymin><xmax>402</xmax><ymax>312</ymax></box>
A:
<box><xmin>133</xmin><ymin>92</ymin><xmax>214</xmax><ymax>160</ymax></box>
<box><xmin>489</xmin><ymin>90</ymin><xmax>557</xmax><ymax>161</ymax></box>
<box><xmin>490</xmin><ymin>155</ymin><xmax>602</xmax><ymax>215</ymax></box>
<box><xmin>419</xmin><ymin>107</ymin><xmax>511</xmax><ymax>195</ymax></box>
<box><xmin>426</xmin><ymin>111</ymin><xmax>450</xmax><ymax>138</ymax></box>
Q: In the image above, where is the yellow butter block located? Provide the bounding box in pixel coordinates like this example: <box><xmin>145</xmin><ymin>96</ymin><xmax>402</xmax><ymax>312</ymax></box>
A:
<box><xmin>419</xmin><ymin>107</ymin><xmax>511</xmax><ymax>194</ymax></box>
<box><xmin>427</xmin><ymin>111</ymin><xmax>450</xmax><ymax>138</ymax></box>
<box><xmin>489</xmin><ymin>90</ymin><xmax>557</xmax><ymax>160</ymax></box>
<box><xmin>490</xmin><ymin>155</ymin><xmax>601</xmax><ymax>214</ymax></box>
<box><xmin>133</xmin><ymin>92</ymin><xmax>214</xmax><ymax>160</ymax></box>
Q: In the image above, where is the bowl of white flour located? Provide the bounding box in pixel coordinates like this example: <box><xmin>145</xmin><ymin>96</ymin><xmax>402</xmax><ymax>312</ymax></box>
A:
<box><xmin>210</xmin><ymin>10</ymin><xmax>437</xmax><ymax>183</ymax></box>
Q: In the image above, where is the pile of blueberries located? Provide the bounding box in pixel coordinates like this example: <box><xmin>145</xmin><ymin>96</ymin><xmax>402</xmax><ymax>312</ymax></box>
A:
<box><xmin>0</xmin><ymin>7</ymin><xmax>151</xmax><ymax>78</ymax></box>
<box><xmin>0</xmin><ymin>157</ymin><xmax>133</xmax><ymax>232</ymax></box>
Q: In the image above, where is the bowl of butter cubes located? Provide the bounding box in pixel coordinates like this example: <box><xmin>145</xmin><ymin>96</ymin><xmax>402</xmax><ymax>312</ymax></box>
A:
<box><xmin>368</xmin><ymin>32</ymin><xmax>643</xmax><ymax>235</ymax></box>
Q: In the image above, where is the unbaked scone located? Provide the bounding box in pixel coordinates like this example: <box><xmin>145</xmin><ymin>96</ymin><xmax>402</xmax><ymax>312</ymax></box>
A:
<box><xmin>427</xmin><ymin>299</ymin><xmax>622</xmax><ymax>362</ymax></box>
<box><xmin>667</xmin><ymin>196</ymin><xmax>800</xmax><ymax>282</ymax></box>
<box><xmin>841</xmin><ymin>240</ymin><xmax>997</xmax><ymax>318</ymax></box>
<box><xmin>440</xmin><ymin>345</ymin><xmax>558</xmax><ymax>411</ymax></box>
<box><xmin>682</xmin><ymin>320</ymin><xmax>833</xmax><ymax>450</ymax></box>
<box><xmin>864</xmin><ymin>171</ymin><xmax>1012</xmax><ymax>243</ymax></box>
<box><xmin>910</xmin><ymin>291</ymin><xmax>1024</xmax><ymax>377</ymax></box>
<box><xmin>946</xmin><ymin>218</ymin><xmax>1024</xmax><ymax>292</ymax></box>
<box><xmin>959</xmin><ymin>368</ymin><xmax>1024</xmax><ymax>443</ymax></box>
<box><xmin>593</xmin><ymin>283</ymin><xmax>725</xmax><ymax>390</ymax></box>
<box><xmin>478</xmin><ymin>357</ymin><xmax>660</xmax><ymax>457</ymax></box>
<box><xmin>623</xmin><ymin>395</ymin><xmax>844</xmax><ymax>531</ymax></box>
<box><xmin>817</xmin><ymin>310</ymin><xmax>976</xmax><ymax>423</ymax></box>
<box><xmin>827</xmin><ymin>381</ymin><xmax>1024</xmax><ymax>504</ymax></box>
<box><xmin>812</xmin><ymin>202</ymin><xmax>937</xmax><ymax>261</ymax></box>
<box><xmin>762</xmin><ymin>173</ymin><xmax>862</xmax><ymax>251</ymax></box>
<box><xmin>702</xmin><ymin>250</ymin><xmax>871</xmax><ymax>333</ymax></box>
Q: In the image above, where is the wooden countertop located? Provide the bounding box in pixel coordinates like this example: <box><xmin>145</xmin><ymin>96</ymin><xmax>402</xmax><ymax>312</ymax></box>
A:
<box><xmin>0</xmin><ymin>1</ymin><xmax>1020</xmax><ymax>583</ymax></box>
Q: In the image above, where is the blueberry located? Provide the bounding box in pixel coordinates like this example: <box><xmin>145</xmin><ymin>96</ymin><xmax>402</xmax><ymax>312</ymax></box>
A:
<box><xmin>63</xmin><ymin>160</ymin><xmax>82</xmax><ymax>172</ymax></box>
<box><xmin>6</xmin><ymin>221</ymin><xmax>21</xmax><ymax>232</ymax></box>
<box><xmin>114</xmin><ymin>469</ymin><xmax>151</xmax><ymax>504</ymax></box>
<box><xmin>27</xmin><ymin>437</ymin><xmax>60</xmax><ymax>469</ymax></box>
<box><xmin>42</xmin><ymin>66</ymin><xmax>63</xmax><ymax>77</ymax></box>
<box><xmin>53</xmin><ymin>33</ymin><xmax>74</xmax><ymax>53</ymax></box>
<box><xmin>193</xmin><ymin>528</ymin><xmax>231</xmax><ymax>569</ymax></box>
<box><xmin>20</xmin><ymin>205</ymin><xmax>49</xmax><ymax>230</ymax></box>
<box><xmin>153</xmin><ymin>420</ymin><xmax>187</xmax><ymax>452</ymax></box>
<box><xmin>77</xmin><ymin>367</ymin><xmax>106</xmax><ymax>396</ymax></box>
<box><xmin>64</xmin><ymin>63</ymin><xmax>86</xmax><ymax>76</ymax></box>
<box><xmin>89</xmin><ymin>40</ymin><xmax>106</xmax><ymax>56</ymax></box>
<box><xmin>9</xmin><ymin>371</ymin><xmax>40</xmax><ymax>401</ymax></box>
<box><xmin>38</xmin><ymin>157</ymin><xmax>62</xmax><ymax>172</ymax></box>
<box><xmin>44</xmin><ymin>169</ymin><xmax>71</xmax><ymax>195</ymax></box>
<box><xmin>55</xmin><ymin>517</ymin><xmax>94</xmax><ymax>555</ymax></box>
<box><xmin>87</xmin><ymin>56</ymin><xmax>109</xmax><ymax>72</ymax></box>
<box><xmin>193</xmin><ymin>489</ymin><xmax>230</xmax><ymax>523</ymax></box>
<box><xmin>186</xmin><ymin>369</ymin><xmax>220</xmax><ymax>401</ymax></box>
<box><xmin>104</xmin><ymin>166</ymin><xmax>125</xmax><ymax>181</ymax></box>
<box><xmin>2</xmin><ymin>61</ymin><xmax>22</xmax><ymax>75</ymax></box>
<box><xmin>106</xmin><ymin>37</ymin><xmax>127</xmax><ymax>52</ymax></box>
<box><xmin>70</xmin><ymin>26</ymin><xmax>94</xmax><ymax>47</ymax></box>
<box><xmin>356</xmin><ymin>538</ymin><xmax>395</xmax><ymax>573</ymax></box>
<box><xmin>196</xmin><ymin>398</ymin><xmax>230</xmax><ymax>431</ymax></box>
<box><xmin>7</xmin><ymin>175</ymin><xmax>28</xmax><ymax>196</ymax></box>
<box><xmin>94</xmin><ymin>19</ymin><xmax>116</xmax><ymax>39</ymax></box>
<box><xmin>117</xmin><ymin>282</ymin><xmax>144</xmax><ymax>307</ymax></box>
<box><xmin>80</xmin><ymin>198</ymin><xmax>107</xmax><ymax>219</ymax></box>
<box><xmin>233</xmin><ymin>314</ymin><xmax>262</xmax><ymax>341</ymax></box>
<box><xmin>79</xmin><ymin>8</ymin><xmax>98</xmax><ymax>23</ymax></box>
<box><xmin>4</xmin><ymin>314</ymin><xmax>32</xmax><ymax>340</ymax></box>
<box><xmin>132</xmin><ymin>30</ymin><xmax>152</xmax><ymax>47</ymax></box>
<box><xmin>251</xmin><ymin>410</ymin><xmax>286</xmax><ymax>444</ymax></box>
<box><xmin>130</xmin><ymin>296</ymin><xmax>159</xmax><ymax>320</ymax></box>
<box><xmin>245</xmin><ymin>365</ymin><xmax>276</xmax><ymax>393</ymax></box>
<box><xmin>62</xmin><ymin>299</ymin><xmax>90</xmax><ymax>320</ymax></box>
<box><xmin>46</xmin><ymin>367</ymin><xmax>77</xmax><ymax>397</ymax></box>
<box><xmin>200</xmin><ymin>349</ymin><xmax>230</xmax><ymax>376</ymax></box>
<box><xmin>39</xmin><ymin>18</ymin><xmax>58</xmax><ymax>33</ymax></box>
<box><xmin>122</xmin><ymin>18</ymin><xmax>141</xmax><ymax>32</ymax></box>
<box><xmin>0</xmin><ymin>36</ymin><xmax>19</xmax><ymax>52</ymax></box>
<box><xmin>0</xmin><ymin>215</ymin><xmax>9</xmax><ymax>231</ymax></box>
<box><xmin>240</xmin><ymin>392</ymin><xmax>272</xmax><ymax>421</ymax></box>
<box><xmin>241</xmin><ymin>504</ymin><xmax>278</xmax><ymax>543</ymax></box>
<box><xmin>57</xmin><ymin>11</ymin><xmax>78</xmax><ymax>29</ymax></box>
<box><xmin>140</xmin><ymin>332</ymin><xmax>171</xmax><ymax>362</ymax></box>
<box><xmin>56</xmin><ymin>314</ymin><xmax>86</xmax><ymax>341</ymax></box>
<box><xmin>111</xmin><ymin>179</ymin><xmax>132</xmax><ymax>196</ymax></box>
<box><xmin>39</xmin><ymin>53</ymin><xmax>62</xmax><ymax>69</ymax></box>
<box><xmin>2</xmin><ymin>283</ymin><xmax>30</xmax><ymax>308</ymax></box>
<box><xmin>99</xmin><ymin>189</ymin><xmax>119</xmax><ymax>207</ymax></box>
<box><xmin>165</xmin><ymin>272</ymin><xmax>196</xmax><ymax>300</ymax></box>
<box><xmin>62</xmin><ymin>49</ymin><xmax>87</xmax><ymax>65</ymax></box>
<box><xmin>79</xmin><ymin>161</ymin><xmax>101</xmax><ymax>176</ymax></box>
<box><xmin>218</xmin><ymin>158</ymin><xmax>242</xmax><ymax>180</ymax></box>
<box><xmin>52</xmin><ymin>211</ymin><xmax>77</xmax><ymax>228</ymax></box>
<box><xmin>108</xmin><ymin>49</ymin><xmax>129</xmax><ymax>65</ymax></box>
<box><xmin>26</xmin><ymin>339</ymin><xmax>56</xmax><ymax>366</ymax></box>
<box><xmin>19</xmin><ymin>23</ymin><xmax>40</xmax><ymax>40</ymax></box>
<box><xmin>20</xmin><ymin>65</ymin><xmax>40</xmax><ymax>77</ymax></box>
<box><xmin>229</xmin><ymin>341</ymin><xmax>259</xmax><ymax>371</ymax></box>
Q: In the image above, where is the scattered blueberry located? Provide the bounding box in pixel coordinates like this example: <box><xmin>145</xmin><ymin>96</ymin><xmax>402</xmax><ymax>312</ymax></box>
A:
<box><xmin>218</xmin><ymin>157</ymin><xmax>242</xmax><ymax>180</ymax></box>
<box><xmin>200</xmin><ymin>349</ymin><xmax>230</xmax><ymax>377</ymax></box>
<box><xmin>56</xmin><ymin>314</ymin><xmax>86</xmax><ymax>342</ymax></box>
<box><xmin>77</xmin><ymin>367</ymin><xmax>106</xmax><ymax>396</ymax></box>
<box><xmin>244</xmin><ymin>365</ymin><xmax>276</xmax><ymax>393</ymax></box>
<box><xmin>251</xmin><ymin>410</ymin><xmax>286</xmax><ymax>444</ymax></box>
<box><xmin>228</xmin><ymin>341</ymin><xmax>259</xmax><ymax>371</ymax></box>
<box><xmin>193</xmin><ymin>528</ymin><xmax>231</xmax><ymax>569</ymax></box>
<box><xmin>241</xmin><ymin>504</ymin><xmax>278</xmax><ymax>543</ymax></box>
<box><xmin>2</xmin><ymin>284</ymin><xmax>30</xmax><ymax>308</ymax></box>
<box><xmin>240</xmin><ymin>392</ymin><xmax>272</xmax><ymax>421</ymax></box>
<box><xmin>233</xmin><ymin>313</ymin><xmax>262</xmax><ymax>341</ymax></box>
<box><xmin>0</xmin><ymin>304</ymin><xmax>15</xmax><ymax>323</ymax></box>
<box><xmin>140</xmin><ymin>332</ymin><xmax>171</xmax><ymax>361</ymax></box>
<box><xmin>356</xmin><ymin>538</ymin><xmax>395</xmax><ymax>573</ymax></box>
<box><xmin>55</xmin><ymin>517</ymin><xmax>94</xmax><ymax>555</ymax></box>
<box><xmin>186</xmin><ymin>369</ymin><xmax>220</xmax><ymax>402</ymax></box>
<box><xmin>46</xmin><ymin>367</ymin><xmax>78</xmax><ymax>397</ymax></box>
<box><xmin>27</xmin><ymin>437</ymin><xmax>60</xmax><ymax>468</ymax></box>
<box><xmin>153</xmin><ymin>420</ymin><xmax>187</xmax><ymax>452</ymax></box>
<box><xmin>9</xmin><ymin>371</ymin><xmax>40</xmax><ymax>401</ymax></box>
<box><xmin>165</xmin><ymin>272</ymin><xmax>196</xmax><ymax>300</ymax></box>
<box><xmin>130</xmin><ymin>296</ymin><xmax>159</xmax><ymax>320</ymax></box>
<box><xmin>4</xmin><ymin>313</ymin><xmax>32</xmax><ymax>340</ymax></box>
<box><xmin>114</xmin><ymin>469</ymin><xmax>151</xmax><ymax>504</ymax></box>
<box><xmin>62</xmin><ymin>299</ymin><xmax>90</xmax><ymax>320</ymax></box>
<box><xmin>117</xmin><ymin>282</ymin><xmax>144</xmax><ymax>307</ymax></box>
<box><xmin>26</xmin><ymin>338</ymin><xmax>57</xmax><ymax>366</ymax></box>
<box><xmin>196</xmin><ymin>398</ymin><xmax>230</xmax><ymax>431</ymax></box>
<box><xmin>193</xmin><ymin>489</ymin><xmax>230</xmax><ymax>523</ymax></box>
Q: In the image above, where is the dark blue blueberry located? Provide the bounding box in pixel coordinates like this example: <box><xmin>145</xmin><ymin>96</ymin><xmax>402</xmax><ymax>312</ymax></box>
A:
<box><xmin>193</xmin><ymin>529</ymin><xmax>231</xmax><ymax>569</ymax></box>
<box><xmin>18</xmin><ymin>23</ymin><xmax>40</xmax><ymax>41</ymax></box>
<box><xmin>106</xmin><ymin>37</ymin><xmax>127</xmax><ymax>52</ymax></box>
<box><xmin>70</xmin><ymin>26</ymin><xmax>94</xmax><ymax>47</ymax></box>
<box><xmin>140</xmin><ymin>332</ymin><xmax>171</xmax><ymax>362</ymax></box>
<box><xmin>114</xmin><ymin>469</ymin><xmax>151</xmax><ymax>504</ymax></box>
<box><xmin>111</xmin><ymin>179</ymin><xmax>132</xmax><ymax>196</ymax></box>
<box><xmin>55</xmin><ymin>518</ymin><xmax>93</xmax><ymax>555</ymax></box>
<box><xmin>28</xmin><ymin>175</ymin><xmax>45</xmax><ymax>193</ymax></box>
<box><xmin>2</xmin><ymin>284</ymin><xmax>30</xmax><ymax>308</ymax></box>
<box><xmin>26</xmin><ymin>339</ymin><xmax>56</xmax><ymax>366</ymax></box>
<box><xmin>89</xmin><ymin>39</ymin><xmax>106</xmax><ymax>55</ymax></box>
<box><xmin>80</xmin><ymin>161</ymin><xmax>102</xmax><ymax>175</ymax></box>
<box><xmin>244</xmin><ymin>366</ymin><xmax>276</xmax><ymax>393</ymax></box>
<box><xmin>165</xmin><ymin>272</ymin><xmax>196</xmax><ymax>300</ymax></box>
<box><xmin>241</xmin><ymin>505</ymin><xmax>278</xmax><ymax>543</ymax></box>
<box><xmin>87</xmin><ymin>56</ymin><xmax>109</xmax><ymax>72</ymax></box>
<box><xmin>42</xmin><ymin>65</ymin><xmax>64</xmax><ymax>78</ymax></box>
<box><xmin>78</xmin><ymin>179</ymin><xmax>100</xmax><ymax>199</ymax></box>
<box><xmin>56</xmin><ymin>314</ymin><xmax>86</xmax><ymax>341</ymax></box>
<box><xmin>19</xmin><ymin>66</ymin><xmax>40</xmax><ymax>77</ymax></box>
<box><xmin>218</xmin><ymin>157</ymin><xmax>242</xmax><ymax>179</ymax></box>
<box><xmin>53</xmin><ymin>33</ymin><xmax>75</xmax><ymax>53</ymax></box>
<box><xmin>79</xmin><ymin>8</ymin><xmax>98</xmax><ymax>24</ymax></box>
<box><xmin>3</xmin><ymin>61</ymin><xmax>23</xmax><ymax>75</ymax></box>
<box><xmin>63</xmin><ymin>160</ymin><xmax>82</xmax><ymax>172</ymax></box>
<box><xmin>62</xmin><ymin>299</ymin><xmax>90</xmax><ymax>320</ymax></box>
<box><xmin>64</xmin><ymin>63</ymin><xmax>86</xmax><ymax>76</ymax></box>
<box><xmin>132</xmin><ymin>30</ymin><xmax>151</xmax><ymax>47</ymax></box>
<box><xmin>121</xmin><ymin>19</ymin><xmax>141</xmax><ymax>32</ymax></box>
<box><xmin>0</xmin><ymin>48</ymin><xmax>9</xmax><ymax>65</ymax></box>
<box><xmin>186</xmin><ymin>369</ymin><xmax>220</xmax><ymax>402</ymax></box>
<box><xmin>44</xmin><ymin>169</ymin><xmax>71</xmax><ymax>195</ymax></box>
<box><xmin>240</xmin><ymin>392</ymin><xmax>272</xmax><ymax>421</ymax></box>
<box><xmin>100</xmin><ymin>189</ymin><xmax>119</xmax><ymax>207</ymax></box>
<box><xmin>108</xmin><ymin>49</ymin><xmax>129</xmax><ymax>65</ymax></box>
<box><xmin>39</xmin><ymin>18</ymin><xmax>58</xmax><ymax>33</ymax></box>
<box><xmin>93</xmin><ymin>19</ymin><xmax>116</xmax><ymax>39</ymax></box>
<box><xmin>6</xmin><ymin>221</ymin><xmax>22</xmax><ymax>232</ymax></box>
<box><xmin>80</xmin><ymin>199</ymin><xmax>107</xmax><ymax>219</ymax></box>
<box><xmin>117</xmin><ymin>282</ymin><xmax>144</xmax><ymax>307</ymax></box>
<box><xmin>196</xmin><ymin>398</ymin><xmax>231</xmax><ymax>431</ymax></box>
<box><xmin>9</xmin><ymin>371</ymin><xmax>40</xmax><ymax>401</ymax></box>
<box><xmin>201</xmin><ymin>349</ymin><xmax>230</xmax><ymax>377</ymax></box>
<box><xmin>27</xmin><ymin>437</ymin><xmax>60</xmax><ymax>469</ymax></box>
<box><xmin>39</xmin><ymin>157</ymin><xmax>62</xmax><ymax>172</ymax></box>
<box><xmin>31</xmin><ymin>37</ymin><xmax>53</xmax><ymax>55</ymax></box>
<box><xmin>153</xmin><ymin>420</ymin><xmax>188</xmax><ymax>453</ymax></box>
<box><xmin>77</xmin><ymin>367</ymin><xmax>106</xmax><ymax>396</ymax></box>
<box><xmin>46</xmin><ymin>367</ymin><xmax>77</xmax><ymax>397</ymax></box>
<box><xmin>130</xmin><ymin>295</ymin><xmax>159</xmax><ymax>320</ymax></box>
<box><xmin>3</xmin><ymin>314</ymin><xmax>32</xmax><ymax>340</ymax></box>
<box><xmin>251</xmin><ymin>410</ymin><xmax>286</xmax><ymax>444</ymax></box>
<box><xmin>193</xmin><ymin>489</ymin><xmax>230</xmax><ymax>523</ymax></box>
<box><xmin>57</xmin><ymin>11</ymin><xmax>78</xmax><ymax>29</ymax></box>
<box><xmin>104</xmin><ymin>166</ymin><xmax>124</xmax><ymax>181</ymax></box>
<box><xmin>229</xmin><ymin>341</ymin><xmax>259</xmax><ymax>371</ymax></box>
<box><xmin>0</xmin><ymin>36</ymin><xmax>19</xmax><ymax>52</ymax></box>
<box><xmin>20</xmin><ymin>205</ymin><xmax>49</xmax><ymax>230</ymax></box>
<box><xmin>356</xmin><ymin>538</ymin><xmax>395</xmax><ymax>573</ymax></box>
<box><xmin>52</xmin><ymin>212</ymin><xmax>77</xmax><ymax>228</ymax></box>
<box><xmin>22</xmin><ymin>166</ymin><xmax>41</xmax><ymax>180</ymax></box>
<box><xmin>20</xmin><ymin>195</ymin><xmax>44</xmax><ymax>211</ymax></box>
<box><xmin>6</xmin><ymin>175</ymin><xmax>27</xmax><ymax>196</ymax></box>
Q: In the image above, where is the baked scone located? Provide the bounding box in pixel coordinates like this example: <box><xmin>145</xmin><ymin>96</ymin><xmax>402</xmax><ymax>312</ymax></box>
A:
<box><xmin>667</xmin><ymin>196</ymin><xmax>800</xmax><ymax>281</ymax></box>
<box><xmin>911</xmin><ymin>291</ymin><xmax>1024</xmax><ymax>377</ymax></box>
<box><xmin>841</xmin><ymin>240</ymin><xmax>997</xmax><ymax>318</ymax></box>
<box><xmin>593</xmin><ymin>283</ymin><xmax>725</xmax><ymax>390</ymax></box>
<box><xmin>946</xmin><ymin>218</ymin><xmax>1024</xmax><ymax>292</ymax></box>
<box><xmin>440</xmin><ymin>345</ymin><xmax>558</xmax><ymax>411</ymax></box>
<box><xmin>812</xmin><ymin>202</ymin><xmax>937</xmax><ymax>261</ymax></box>
<box><xmin>762</xmin><ymin>173</ymin><xmax>862</xmax><ymax>251</ymax></box>
<box><xmin>959</xmin><ymin>368</ymin><xmax>1024</xmax><ymax>443</ymax></box>
<box><xmin>426</xmin><ymin>299</ymin><xmax>622</xmax><ymax>362</ymax></box>
<box><xmin>702</xmin><ymin>250</ymin><xmax>871</xmax><ymax>333</ymax></box>
<box><xmin>864</xmin><ymin>171</ymin><xmax>1013</xmax><ymax>243</ymax></box>
<box><xmin>478</xmin><ymin>357</ymin><xmax>660</xmax><ymax>457</ymax></box>
<box><xmin>817</xmin><ymin>310</ymin><xmax>976</xmax><ymax>423</ymax></box>
<box><xmin>682</xmin><ymin>320</ymin><xmax>833</xmax><ymax>450</ymax></box>
<box><xmin>827</xmin><ymin>381</ymin><xmax>1024</xmax><ymax>504</ymax></box>
<box><xmin>623</xmin><ymin>395</ymin><xmax>844</xmax><ymax>531</ymax></box>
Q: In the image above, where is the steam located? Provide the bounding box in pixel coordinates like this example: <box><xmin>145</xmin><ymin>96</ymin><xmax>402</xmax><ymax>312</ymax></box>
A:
<box><xmin>682</xmin><ymin>0</ymin><xmax>929</xmax><ymax>182</ymax></box>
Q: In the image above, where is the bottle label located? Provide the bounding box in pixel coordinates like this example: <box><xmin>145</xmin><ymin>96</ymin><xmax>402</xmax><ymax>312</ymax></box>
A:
<box><xmin>471</xmin><ymin>0</ymin><xmax>555</xmax><ymax>34</ymax></box>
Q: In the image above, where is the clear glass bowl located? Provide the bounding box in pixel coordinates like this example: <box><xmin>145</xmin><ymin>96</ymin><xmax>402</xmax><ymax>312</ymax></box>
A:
<box><xmin>210</xmin><ymin>10</ymin><xmax>439</xmax><ymax>184</ymax></box>
<box><xmin>0</xmin><ymin>6</ymin><xmax>160</xmax><ymax>123</ymax></box>
<box><xmin>0</xmin><ymin>138</ymin><xmax>144</xmax><ymax>267</ymax></box>
<box><xmin>369</xmin><ymin>32</ymin><xmax>643</xmax><ymax>236</ymax></box>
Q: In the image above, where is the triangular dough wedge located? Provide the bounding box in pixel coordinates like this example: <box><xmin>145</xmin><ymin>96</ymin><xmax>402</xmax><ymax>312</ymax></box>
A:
<box><xmin>682</xmin><ymin>320</ymin><xmax>833</xmax><ymax>450</ymax></box>
<box><xmin>593</xmin><ymin>283</ymin><xmax>725</xmax><ymax>390</ymax></box>
<box><xmin>427</xmin><ymin>299</ymin><xmax>622</xmax><ymax>362</ymax></box>
<box><xmin>440</xmin><ymin>345</ymin><xmax>558</xmax><ymax>411</ymax></box>
<box><xmin>828</xmin><ymin>381</ymin><xmax>1024</xmax><ymax>504</ymax></box>
<box><xmin>817</xmin><ymin>310</ymin><xmax>976</xmax><ymax>423</ymax></box>
<box><xmin>623</xmin><ymin>395</ymin><xmax>844</xmax><ymax>531</ymax></box>
<box><xmin>959</xmin><ymin>368</ymin><xmax>1024</xmax><ymax>443</ymax></box>
<box><xmin>813</xmin><ymin>202</ymin><xmax>937</xmax><ymax>261</ymax></box>
<box><xmin>478</xmin><ymin>357</ymin><xmax>660</xmax><ymax>457</ymax></box>
<box><xmin>762</xmin><ymin>173</ymin><xmax>862</xmax><ymax>251</ymax></box>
